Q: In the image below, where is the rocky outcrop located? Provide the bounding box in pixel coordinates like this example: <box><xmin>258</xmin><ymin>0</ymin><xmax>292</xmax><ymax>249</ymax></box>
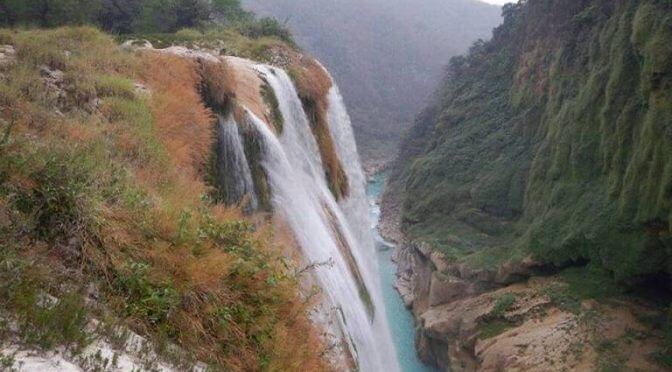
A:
<box><xmin>390</xmin><ymin>239</ymin><xmax>668</xmax><ymax>371</ymax></box>
<box><xmin>383</xmin><ymin>173</ymin><xmax>667</xmax><ymax>371</ymax></box>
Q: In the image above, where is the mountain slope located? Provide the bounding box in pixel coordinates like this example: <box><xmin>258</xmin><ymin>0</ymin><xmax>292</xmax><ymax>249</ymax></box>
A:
<box><xmin>384</xmin><ymin>0</ymin><xmax>672</xmax><ymax>369</ymax></box>
<box><xmin>391</xmin><ymin>0</ymin><xmax>672</xmax><ymax>282</ymax></box>
<box><xmin>242</xmin><ymin>0</ymin><xmax>502</xmax><ymax>163</ymax></box>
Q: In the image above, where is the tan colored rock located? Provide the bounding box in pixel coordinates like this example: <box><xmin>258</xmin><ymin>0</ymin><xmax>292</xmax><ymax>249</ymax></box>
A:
<box><xmin>224</xmin><ymin>56</ymin><xmax>274</xmax><ymax>129</ymax></box>
<box><xmin>430</xmin><ymin>250</ymin><xmax>449</xmax><ymax>273</ymax></box>
<box><xmin>428</xmin><ymin>272</ymin><xmax>467</xmax><ymax>306</ymax></box>
<box><xmin>417</xmin><ymin>277</ymin><xmax>666</xmax><ymax>372</ymax></box>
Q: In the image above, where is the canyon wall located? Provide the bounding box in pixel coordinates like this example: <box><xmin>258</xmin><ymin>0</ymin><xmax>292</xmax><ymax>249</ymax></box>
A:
<box><xmin>383</xmin><ymin>0</ymin><xmax>672</xmax><ymax>370</ymax></box>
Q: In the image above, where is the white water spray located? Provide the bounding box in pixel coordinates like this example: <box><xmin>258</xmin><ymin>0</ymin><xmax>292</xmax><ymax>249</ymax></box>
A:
<box><xmin>215</xmin><ymin>113</ymin><xmax>258</xmax><ymax>209</ymax></box>
<box><xmin>244</xmin><ymin>65</ymin><xmax>399</xmax><ymax>371</ymax></box>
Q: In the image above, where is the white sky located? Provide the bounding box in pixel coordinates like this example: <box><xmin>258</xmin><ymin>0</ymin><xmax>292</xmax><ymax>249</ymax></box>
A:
<box><xmin>479</xmin><ymin>0</ymin><xmax>512</xmax><ymax>5</ymax></box>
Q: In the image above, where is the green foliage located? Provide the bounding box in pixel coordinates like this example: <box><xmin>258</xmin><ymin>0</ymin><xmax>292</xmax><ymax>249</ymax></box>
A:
<box><xmin>260</xmin><ymin>81</ymin><xmax>283</xmax><ymax>133</ymax></box>
<box><xmin>0</xmin><ymin>0</ymin><xmax>292</xmax><ymax>41</ymax></box>
<box><xmin>113</xmin><ymin>262</ymin><xmax>180</xmax><ymax>328</ymax></box>
<box><xmin>0</xmin><ymin>249</ymin><xmax>90</xmax><ymax>351</ymax></box>
<box><xmin>0</xmin><ymin>27</ymin><xmax>322</xmax><ymax>370</ymax></box>
<box><xmin>95</xmin><ymin>74</ymin><xmax>136</xmax><ymax>100</ymax></box>
<box><xmin>128</xmin><ymin>26</ymin><xmax>293</xmax><ymax>63</ymax></box>
<box><xmin>235</xmin><ymin>17</ymin><xmax>293</xmax><ymax>44</ymax></box>
<box><xmin>491</xmin><ymin>293</ymin><xmax>517</xmax><ymax>317</ymax></box>
<box><xmin>560</xmin><ymin>265</ymin><xmax>624</xmax><ymax>300</ymax></box>
<box><xmin>393</xmin><ymin>0</ymin><xmax>672</xmax><ymax>283</ymax></box>
<box><xmin>543</xmin><ymin>266</ymin><xmax>622</xmax><ymax>313</ymax></box>
<box><xmin>0</xmin><ymin>350</ymin><xmax>18</xmax><ymax>372</ymax></box>
<box><xmin>478</xmin><ymin>320</ymin><xmax>513</xmax><ymax>340</ymax></box>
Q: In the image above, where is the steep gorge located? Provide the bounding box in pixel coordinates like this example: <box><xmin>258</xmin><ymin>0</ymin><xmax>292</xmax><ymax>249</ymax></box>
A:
<box><xmin>242</xmin><ymin>0</ymin><xmax>502</xmax><ymax>164</ymax></box>
<box><xmin>384</xmin><ymin>0</ymin><xmax>672</xmax><ymax>370</ymax></box>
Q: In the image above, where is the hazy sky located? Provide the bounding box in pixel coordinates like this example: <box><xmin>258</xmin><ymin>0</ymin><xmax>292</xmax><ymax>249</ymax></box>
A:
<box><xmin>479</xmin><ymin>0</ymin><xmax>511</xmax><ymax>4</ymax></box>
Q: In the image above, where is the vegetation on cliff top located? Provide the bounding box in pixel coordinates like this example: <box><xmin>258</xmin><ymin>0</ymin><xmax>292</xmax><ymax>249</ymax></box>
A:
<box><xmin>0</xmin><ymin>0</ymin><xmax>292</xmax><ymax>43</ymax></box>
<box><xmin>392</xmin><ymin>0</ymin><xmax>671</xmax><ymax>284</ymax></box>
<box><xmin>0</xmin><ymin>27</ymin><xmax>326</xmax><ymax>370</ymax></box>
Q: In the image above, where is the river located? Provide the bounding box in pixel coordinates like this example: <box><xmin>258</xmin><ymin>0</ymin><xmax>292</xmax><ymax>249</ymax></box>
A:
<box><xmin>367</xmin><ymin>173</ymin><xmax>437</xmax><ymax>372</ymax></box>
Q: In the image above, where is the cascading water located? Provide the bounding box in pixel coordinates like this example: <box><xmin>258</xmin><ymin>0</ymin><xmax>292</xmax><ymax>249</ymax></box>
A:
<box><xmin>214</xmin><ymin>113</ymin><xmax>258</xmax><ymax>210</ymax></box>
<box><xmin>240</xmin><ymin>65</ymin><xmax>399</xmax><ymax>371</ymax></box>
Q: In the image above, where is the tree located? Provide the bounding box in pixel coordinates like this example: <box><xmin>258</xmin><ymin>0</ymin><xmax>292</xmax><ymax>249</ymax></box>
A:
<box><xmin>42</xmin><ymin>0</ymin><xmax>101</xmax><ymax>27</ymax></box>
<box><xmin>98</xmin><ymin>0</ymin><xmax>142</xmax><ymax>34</ymax></box>
<box><xmin>212</xmin><ymin>0</ymin><xmax>251</xmax><ymax>23</ymax></box>
<box><xmin>0</xmin><ymin>0</ymin><xmax>47</xmax><ymax>26</ymax></box>
<box><xmin>174</xmin><ymin>0</ymin><xmax>210</xmax><ymax>29</ymax></box>
<box><xmin>134</xmin><ymin>0</ymin><xmax>178</xmax><ymax>33</ymax></box>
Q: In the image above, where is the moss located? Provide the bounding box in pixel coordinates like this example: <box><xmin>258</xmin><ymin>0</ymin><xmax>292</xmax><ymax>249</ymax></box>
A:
<box><xmin>478</xmin><ymin>320</ymin><xmax>514</xmax><ymax>340</ymax></box>
<box><xmin>260</xmin><ymin>80</ymin><xmax>283</xmax><ymax>133</ymax></box>
<box><xmin>241</xmin><ymin>119</ymin><xmax>273</xmax><ymax>211</ymax></box>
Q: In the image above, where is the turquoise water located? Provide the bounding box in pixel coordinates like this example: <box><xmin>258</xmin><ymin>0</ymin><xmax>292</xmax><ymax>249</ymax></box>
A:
<box><xmin>366</xmin><ymin>173</ymin><xmax>437</xmax><ymax>372</ymax></box>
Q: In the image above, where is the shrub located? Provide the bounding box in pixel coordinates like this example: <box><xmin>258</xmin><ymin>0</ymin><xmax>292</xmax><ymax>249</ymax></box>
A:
<box><xmin>236</xmin><ymin>17</ymin><xmax>294</xmax><ymax>44</ymax></box>
<box><xmin>491</xmin><ymin>293</ymin><xmax>517</xmax><ymax>317</ymax></box>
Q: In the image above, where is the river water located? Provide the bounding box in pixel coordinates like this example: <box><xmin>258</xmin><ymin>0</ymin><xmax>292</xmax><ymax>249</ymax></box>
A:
<box><xmin>367</xmin><ymin>173</ymin><xmax>437</xmax><ymax>372</ymax></box>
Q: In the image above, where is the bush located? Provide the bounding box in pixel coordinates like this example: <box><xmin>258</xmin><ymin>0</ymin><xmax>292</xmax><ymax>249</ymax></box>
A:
<box><xmin>236</xmin><ymin>17</ymin><xmax>293</xmax><ymax>44</ymax></box>
<box><xmin>491</xmin><ymin>293</ymin><xmax>517</xmax><ymax>317</ymax></box>
<box><xmin>0</xmin><ymin>0</ymin><xmax>288</xmax><ymax>39</ymax></box>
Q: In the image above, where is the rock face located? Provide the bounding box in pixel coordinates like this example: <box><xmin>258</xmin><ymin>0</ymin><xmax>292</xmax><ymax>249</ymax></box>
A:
<box><xmin>391</xmin><ymin>240</ymin><xmax>667</xmax><ymax>372</ymax></box>
<box><xmin>381</xmin><ymin>177</ymin><xmax>667</xmax><ymax>371</ymax></box>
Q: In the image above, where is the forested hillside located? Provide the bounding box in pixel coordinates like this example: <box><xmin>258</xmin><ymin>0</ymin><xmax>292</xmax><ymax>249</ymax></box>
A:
<box><xmin>391</xmin><ymin>0</ymin><xmax>672</xmax><ymax>284</ymax></box>
<box><xmin>382</xmin><ymin>1</ymin><xmax>672</xmax><ymax>369</ymax></box>
<box><xmin>0</xmin><ymin>0</ymin><xmax>290</xmax><ymax>40</ymax></box>
<box><xmin>243</xmin><ymin>0</ymin><xmax>502</xmax><ymax>163</ymax></box>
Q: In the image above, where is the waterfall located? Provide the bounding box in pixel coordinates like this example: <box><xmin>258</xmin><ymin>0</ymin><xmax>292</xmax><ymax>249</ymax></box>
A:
<box><xmin>242</xmin><ymin>65</ymin><xmax>400</xmax><ymax>372</ymax></box>
<box><xmin>215</xmin><ymin>113</ymin><xmax>258</xmax><ymax>210</ymax></box>
<box><xmin>325</xmin><ymin>85</ymin><xmax>399</xmax><ymax>367</ymax></box>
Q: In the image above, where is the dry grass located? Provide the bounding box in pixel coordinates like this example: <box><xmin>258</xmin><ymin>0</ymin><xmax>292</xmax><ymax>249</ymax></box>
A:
<box><xmin>141</xmin><ymin>53</ymin><xmax>215</xmax><ymax>179</ymax></box>
<box><xmin>0</xmin><ymin>27</ymin><xmax>328</xmax><ymax>371</ymax></box>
